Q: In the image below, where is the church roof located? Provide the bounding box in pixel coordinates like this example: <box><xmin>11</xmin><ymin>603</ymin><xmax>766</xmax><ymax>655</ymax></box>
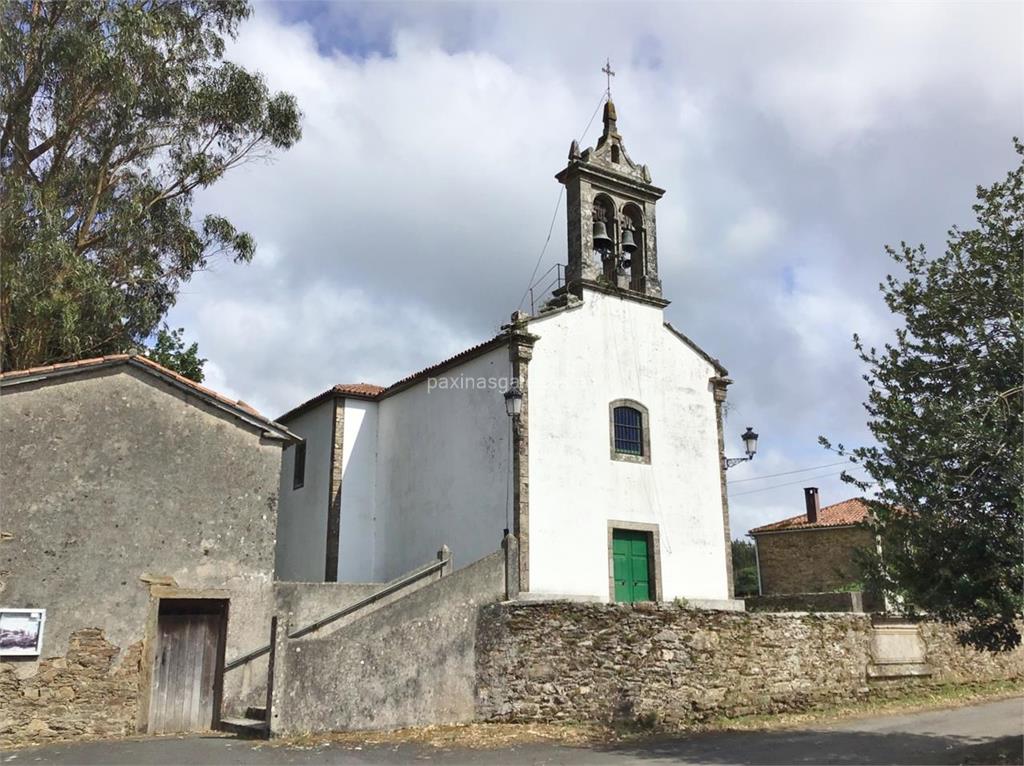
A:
<box><xmin>748</xmin><ymin>497</ymin><xmax>871</xmax><ymax>535</ymax></box>
<box><xmin>383</xmin><ymin>334</ymin><xmax>507</xmax><ymax>396</ymax></box>
<box><xmin>663</xmin><ymin>322</ymin><xmax>728</xmax><ymax>375</ymax></box>
<box><xmin>277</xmin><ymin>382</ymin><xmax>385</xmax><ymax>422</ymax></box>
<box><xmin>0</xmin><ymin>354</ymin><xmax>298</xmax><ymax>441</ymax></box>
<box><xmin>277</xmin><ymin>334</ymin><xmax>507</xmax><ymax>422</ymax></box>
<box><xmin>279</xmin><ymin>313</ymin><xmax>728</xmax><ymax>421</ymax></box>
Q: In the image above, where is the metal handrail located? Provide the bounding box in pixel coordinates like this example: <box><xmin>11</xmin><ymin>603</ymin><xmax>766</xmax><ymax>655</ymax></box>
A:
<box><xmin>528</xmin><ymin>264</ymin><xmax>565</xmax><ymax>314</ymax></box>
<box><xmin>224</xmin><ymin>556</ymin><xmax>448</xmax><ymax>673</ymax></box>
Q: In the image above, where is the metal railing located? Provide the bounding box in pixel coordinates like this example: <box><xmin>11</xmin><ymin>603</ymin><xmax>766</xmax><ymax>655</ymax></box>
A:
<box><xmin>224</xmin><ymin>549</ymin><xmax>451</xmax><ymax>673</ymax></box>
<box><xmin>527</xmin><ymin>263</ymin><xmax>564</xmax><ymax>315</ymax></box>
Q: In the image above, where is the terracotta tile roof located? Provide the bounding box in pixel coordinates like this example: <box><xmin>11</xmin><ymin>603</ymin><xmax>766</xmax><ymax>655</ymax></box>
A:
<box><xmin>749</xmin><ymin>497</ymin><xmax>871</xmax><ymax>534</ymax></box>
<box><xmin>276</xmin><ymin>334</ymin><xmax>507</xmax><ymax>422</ymax></box>
<box><xmin>335</xmin><ymin>383</ymin><xmax>386</xmax><ymax>397</ymax></box>
<box><xmin>276</xmin><ymin>382</ymin><xmax>385</xmax><ymax>422</ymax></box>
<box><xmin>381</xmin><ymin>334</ymin><xmax>506</xmax><ymax>395</ymax></box>
<box><xmin>0</xmin><ymin>354</ymin><xmax>296</xmax><ymax>441</ymax></box>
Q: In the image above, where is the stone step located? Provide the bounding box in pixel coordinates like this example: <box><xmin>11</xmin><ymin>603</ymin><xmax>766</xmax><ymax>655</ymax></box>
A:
<box><xmin>245</xmin><ymin>706</ymin><xmax>268</xmax><ymax>721</ymax></box>
<box><xmin>220</xmin><ymin>716</ymin><xmax>269</xmax><ymax>738</ymax></box>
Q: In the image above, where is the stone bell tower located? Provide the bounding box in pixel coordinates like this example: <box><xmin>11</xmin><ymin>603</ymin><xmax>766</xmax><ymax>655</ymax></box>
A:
<box><xmin>555</xmin><ymin>98</ymin><xmax>666</xmax><ymax>301</ymax></box>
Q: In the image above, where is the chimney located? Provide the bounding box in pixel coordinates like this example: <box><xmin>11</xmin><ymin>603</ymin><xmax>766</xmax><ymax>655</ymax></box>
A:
<box><xmin>804</xmin><ymin>487</ymin><xmax>820</xmax><ymax>524</ymax></box>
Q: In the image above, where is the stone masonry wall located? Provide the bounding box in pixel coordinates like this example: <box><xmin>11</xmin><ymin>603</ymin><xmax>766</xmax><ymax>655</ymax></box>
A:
<box><xmin>0</xmin><ymin>630</ymin><xmax>142</xmax><ymax>746</ymax></box>
<box><xmin>475</xmin><ymin>602</ymin><xmax>1024</xmax><ymax>726</ymax></box>
<box><xmin>0</xmin><ymin>367</ymin><xmax>285</xmax><ymax>744</ymax></box>
<box><xmin>921</xmin><ymin>622</ymin><xmax>1024</xmax><ymax>683</ymax></box>
<box><xmin>754</xmin><ymin>527</ymin><xmax>875</xmax><ymax>595</ymax></box>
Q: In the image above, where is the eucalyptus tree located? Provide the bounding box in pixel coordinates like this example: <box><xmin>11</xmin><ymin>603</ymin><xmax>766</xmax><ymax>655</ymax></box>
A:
<box><xmin>0</xmin><ymin>0</ymin><xmax>301</xmax><ymax>376</ymax></box>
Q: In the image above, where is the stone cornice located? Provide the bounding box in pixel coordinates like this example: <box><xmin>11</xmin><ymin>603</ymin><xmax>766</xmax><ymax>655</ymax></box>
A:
<box><xmin>579</xmin><ymin>280</ymin><xmax>671</xmax><ymax>308</ymax></box>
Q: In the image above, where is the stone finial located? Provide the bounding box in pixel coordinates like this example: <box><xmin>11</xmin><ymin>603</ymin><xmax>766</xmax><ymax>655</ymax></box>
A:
<box><xmin>602</xmin><ymin>98</ymin><xmax>618</xmax><ymax>138</ymax></box>
<box><xmin>569</xmin><ymin>140</ymin><xmax>580</xmax><ymax>160</ymax></box>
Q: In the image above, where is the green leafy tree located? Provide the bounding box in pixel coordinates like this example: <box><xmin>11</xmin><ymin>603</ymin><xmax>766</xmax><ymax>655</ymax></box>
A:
<box><xmin>0</xmin><ymin>0</ymin><xmax>301</xmax><ymax>371</ymax></box>
<box><xmin>824</xmin><ymin>140</ymin><xmax>1023</xmax><ymax>651</ymax></box>
<box><xmin>732</xmin><ymin>538</ymin><xmax>759</xmax><ymax>597</ymax></box>
<box><xmin>148</xmin><ymin>325</ymin><xmax>205</xmax><ymax>382</ymax></box>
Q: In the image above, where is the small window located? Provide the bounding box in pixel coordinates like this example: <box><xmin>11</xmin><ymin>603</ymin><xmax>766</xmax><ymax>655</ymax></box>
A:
<box><xmin>613</xmin><ymin>407</ymin><xmax>643</xmax><ymax>455</ymax></box>
<box><xmin>292</xmin><ymin>441</ymin><xmax>306</xmax><ymax>490</ymax></box>
<box><xmin>609</xmin><ymin>399</ymin><xmax>651</xmax><ymax>463</ymax></box>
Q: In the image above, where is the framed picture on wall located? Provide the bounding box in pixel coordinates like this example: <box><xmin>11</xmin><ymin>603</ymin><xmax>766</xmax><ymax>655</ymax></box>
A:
<box><xmin>0</xmin><ymin>609</ymin><xmax>46</xmax><ymax>656</ymax></box>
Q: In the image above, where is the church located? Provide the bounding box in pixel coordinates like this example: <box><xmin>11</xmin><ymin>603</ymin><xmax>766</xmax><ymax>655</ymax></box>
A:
<box><xmin>274</xmin><ymin>98</ymin><xmax>740</xmax><ymax>605</ymax></box>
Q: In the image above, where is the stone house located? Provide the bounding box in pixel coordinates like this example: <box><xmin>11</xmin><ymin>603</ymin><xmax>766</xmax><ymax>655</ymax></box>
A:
<box><xmin>274</xmin><ymin>99</ymin><xmax>743</xmax><ymax>607</ymax></box>
<box><xmin>0</xmin><ymin>355</ymin><xmax>295</xmax><ymax>741</ymax></box>
<box><xmin>749</xmin><ymin>488</ymin><xmax>874</xmax><ymax>595</ymax></box>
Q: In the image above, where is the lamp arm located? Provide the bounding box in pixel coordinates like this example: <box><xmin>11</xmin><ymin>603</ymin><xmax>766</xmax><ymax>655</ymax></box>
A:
<box><xmin>723</xmin><ymin>455</ymin><xmax>753</xmax><ymax>470</ymax></box>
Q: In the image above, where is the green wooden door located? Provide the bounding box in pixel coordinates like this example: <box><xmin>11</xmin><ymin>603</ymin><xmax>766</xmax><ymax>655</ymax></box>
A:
<box><xmin>612</xmin><ymin>529</ymin><xmax>652</xmax><ymax>602</ymax></box>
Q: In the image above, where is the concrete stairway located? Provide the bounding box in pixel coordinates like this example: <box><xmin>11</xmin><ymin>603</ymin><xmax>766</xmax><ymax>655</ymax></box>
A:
<box><xmin>220</xmin><ymin>706</ymin><xmax>268</xmax><ymax>738</ymax></box>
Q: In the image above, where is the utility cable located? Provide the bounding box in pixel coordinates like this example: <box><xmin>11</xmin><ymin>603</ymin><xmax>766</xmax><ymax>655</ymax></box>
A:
<box><xmin>516</xmin><ymin>90</ymin><xmax>608</xmax><ymax>311</ymax></box>
<box><xmin>728</xmin><ymin>460</ymin><xmax>852</xmax><ymax>484</ymax></box>
<box><xmin>729</xmin><ymin>467</ymin><xmax>869</xmax><ymax>498</ymax></box>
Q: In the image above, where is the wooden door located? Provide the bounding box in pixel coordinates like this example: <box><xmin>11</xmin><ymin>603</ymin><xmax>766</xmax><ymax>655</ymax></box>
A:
<box><xmin>613</xmin><ymin>529</ymin><xmax>652</xmax><ymax>602</ymax></box>
<box><xmin>149</xmin><ymin>600</ymin><xmax>227</xmax><ymax>734</ymax></box>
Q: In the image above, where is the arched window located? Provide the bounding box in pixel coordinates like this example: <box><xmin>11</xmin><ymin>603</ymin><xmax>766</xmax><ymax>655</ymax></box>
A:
<box><xmin>622</xmin><ymin>203</ymin><xmax>645</xmax><ymax>288</ymax></box>
<box><xmin>592</xmin><ymin>195</ymin><xmax>616</xmax><ymax>261</ymax></box>
<box><xmin>609</xmin><ymin>399</ymin><xmax>651</xmax><ymax>463</ymax></box>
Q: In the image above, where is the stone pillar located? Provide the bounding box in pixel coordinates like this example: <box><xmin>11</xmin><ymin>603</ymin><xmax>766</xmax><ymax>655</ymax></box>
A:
<box><xmin>711</xmin><ymin>376</ymin><xmax>735</xmax><ymax>599</ymax></box>
<box><xmin>437</xmin><ymin>545</ymin><xmax>452</xmax><ymax>578</ymax></box>
<box><xmin>325</xmin><ymin>398</ymin><xmax>345</xmax><ymax>581</ymax></box>
<box><xmin>268</xmin><ymin>617</ymin><xmax>290</xmax><ymax>738</ymax></box>
<box><xmin>508</xmin><ymin>313</ymin><xmax>538</xmax><ymax>594</ymax></box>
<box><xmin>638</xmin><ymin>198</ymin><xmax>662</xmax><ymax>297</ymax></box>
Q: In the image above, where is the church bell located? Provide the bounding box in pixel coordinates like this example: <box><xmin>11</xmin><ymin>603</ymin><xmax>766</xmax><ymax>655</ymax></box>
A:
<box><xmin>621</xmin><ymin>228</ymin><xmax>637</xmax><ymax>253</ymax></box>
<box><xmin>592</xmin><ymin>220</ymin><xmax>612</xmax><ymax>251</ymax></box>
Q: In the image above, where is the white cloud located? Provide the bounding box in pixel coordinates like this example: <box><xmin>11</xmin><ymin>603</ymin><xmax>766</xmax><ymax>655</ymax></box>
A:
<box><xmin>724</xmin><ymin>207</ymin><xmax>784</xmax><ymax>257</ymax></box>
<box><xmin>165</xmin><ymin>1</ymin><xmax>1021</xmax><ymax>534</ymax></box>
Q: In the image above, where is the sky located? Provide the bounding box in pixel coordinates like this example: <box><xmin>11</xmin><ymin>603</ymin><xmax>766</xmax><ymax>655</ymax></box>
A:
<box><xmin>166</xmin><ymin>0</ymin><xmax>1023</xmax><ymax>538</ymax></box>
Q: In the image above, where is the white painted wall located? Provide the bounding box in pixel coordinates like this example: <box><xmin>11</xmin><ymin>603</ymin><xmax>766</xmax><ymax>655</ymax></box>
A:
<box><xmin>373</xmin><ymin>346</ymin><xmax>511</xmax><ymax>582</ymax></box>
<box><xmin>336</xmin><ymin>399</ymin><xmax>379</xmax><ymax>581</ymax></box>
<box><xmin>526</xmin><ymin>288</ymin><xmax>729</xmax><ymax>601</ymax></box>
<box><xmin>275</xmin><ymin>400</ymin><xmax>333</xmax><ymax>582</ymax></box>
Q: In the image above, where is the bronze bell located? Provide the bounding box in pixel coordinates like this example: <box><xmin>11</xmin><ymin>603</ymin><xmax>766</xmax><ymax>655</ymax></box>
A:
<box><xmin>592</xmin><ymin>220</ymin><xmax>612</xmax><ymax>250</ymax></box>
<box><xmin>621</xmin><ymin>228</ymin><xmax>637</xmax><ymax>253</ymax></box>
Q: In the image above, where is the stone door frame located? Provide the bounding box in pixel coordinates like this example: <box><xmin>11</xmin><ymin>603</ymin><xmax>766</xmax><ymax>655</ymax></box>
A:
<box><xmin>137</xmin><ymin>585</ymin><xmax>230</xmax><ymax>734</ymax></box>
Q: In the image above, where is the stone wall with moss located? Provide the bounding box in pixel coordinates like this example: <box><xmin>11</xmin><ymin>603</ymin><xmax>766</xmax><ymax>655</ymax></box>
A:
<box><xmin>474</xmin><ymin>602</ymin><xmax>1023</xmax><ymax>726</ymax></box>
<box><xmin>0</xmin><ymin>629</ymin><xmax>141</xmax><ymax>746</ymax></box>
<box><xmin>920</xmin><ymin>622</ymin><xmax>1024</xmax><ymax>683</ymax></box>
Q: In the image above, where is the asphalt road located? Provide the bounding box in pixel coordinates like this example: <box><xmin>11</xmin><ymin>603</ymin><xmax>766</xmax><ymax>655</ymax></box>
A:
<box><xmin>4</xmin><ymin>698</ymin><xmax>1022</xmax><ymax>765</ymax></box>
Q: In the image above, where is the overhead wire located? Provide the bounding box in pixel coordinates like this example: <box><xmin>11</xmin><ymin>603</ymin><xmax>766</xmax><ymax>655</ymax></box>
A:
<box><xmin>516</xmin><ymin>90</ymin><xmax>608</xmax><ymax>312</ymax></box>
<box><xmin>729</xmin><ymin>467</ymin><xmax>870</xmax><ymax>498</ymax></box>
<box><xmin>728</xmin><ymin>460</ymin><xmax>851</xmax><ymax>484</ymax></box>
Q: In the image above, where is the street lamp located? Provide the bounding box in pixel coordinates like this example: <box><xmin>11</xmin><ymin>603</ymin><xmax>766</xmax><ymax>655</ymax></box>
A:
<box><xmin>724</xmin><ymin>426</ymin><xmax>759</xmax><ymax>470</ymax></box>
<box><xmin>503</xmin><ymin>380</ymin><xmax>524</xmax><ymax>418</ymax></box>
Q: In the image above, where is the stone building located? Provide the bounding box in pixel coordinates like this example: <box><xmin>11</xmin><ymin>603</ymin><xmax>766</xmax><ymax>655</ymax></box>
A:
<box><xmin>749</xmin><ymin>488</ymin><xmax>874</xmax><ymax>595</ymax></box>
<box><xmin>275</xmin><ymin>99</ymin><xmax>743</xmax><ymax>607</ymax></box>
<box><xmin>0</xmin><ymin>355</ymin><xmax>295</xmax><ymax>741</ymax></box>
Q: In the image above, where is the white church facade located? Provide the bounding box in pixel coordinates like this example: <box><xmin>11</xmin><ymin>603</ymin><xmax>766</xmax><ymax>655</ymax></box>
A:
<box><xmin>275</xmin><ymin>99</ymin><xmax>740</xmax><ymax>604</ymax></box>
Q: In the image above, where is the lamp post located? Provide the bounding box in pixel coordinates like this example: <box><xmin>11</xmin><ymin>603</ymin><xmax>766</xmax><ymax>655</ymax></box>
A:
<box><xmin>723</xmin><ymin>426</ymin><xmax>759</xmax><ymax>470</ymax></box>
<box><xmin>502</xmin><ymin>380</ymin><xmax>525</xmax><ymax>542</ymax></box>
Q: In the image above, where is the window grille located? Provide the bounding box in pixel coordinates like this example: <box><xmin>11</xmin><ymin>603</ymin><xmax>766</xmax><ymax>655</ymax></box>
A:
<box><xmin>613</xmin><ymin>406</ymin><xmax>644</xmax><ymax>456</ymax></box>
